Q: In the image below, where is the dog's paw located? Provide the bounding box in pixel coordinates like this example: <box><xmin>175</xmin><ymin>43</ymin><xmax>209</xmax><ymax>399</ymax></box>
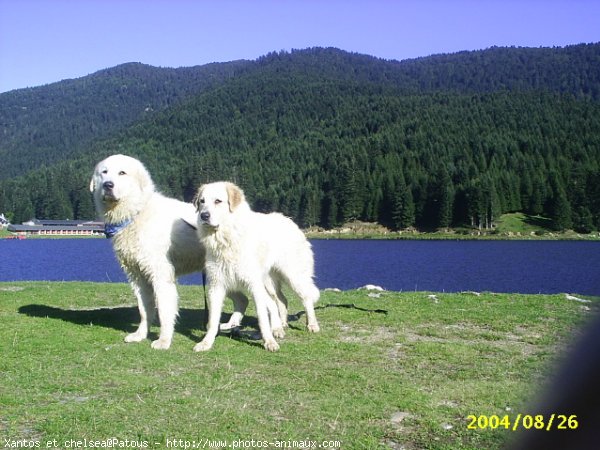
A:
<box><xmin>272</xmin><ymin>326</ymin><xmax>286</xmax><ymax>339</ymax></box>
<box><xmin>124</xmin><ymin>332</ymin><xmax>145</xmax><ymax>343</ymax></box>
<box><xmin>193</xmin><ymin>340</ymin><xmax>213</xmax><ymax>352</ymax></box>
<box><xmin>150</xmin><ymin>338</ymin><xmax>171</xmax><ymax>350</ymax></box>
<box><xmin>219</xmin><ymin>321</ymin><xmax>240</xmax><ymax>331</ymax></box>
<box><xmin>263</xmin><ymin>339</ymin><xmax>280</xmax><ymax>352</ymax></box>
<box><xmin>307</xmin><ymin>323</ymin><xmax>320</xmax><ymax>333</ymax></box>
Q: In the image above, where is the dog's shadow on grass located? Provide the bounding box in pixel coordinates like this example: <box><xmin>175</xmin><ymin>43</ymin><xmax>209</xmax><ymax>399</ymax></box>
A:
<box><xmin>17</xmin><ymin>304</ymin><xmax>256</xmax><ymax>345</ymax></box>
<box><xmin>18</xmin><ymin>304</ymin><xmax>142</xmax><ymax>333</ymax></box>
<box><xmin>17</xmin><ymin>304</ymin><xmax>300</xmax><ymax>347</ymax></box>
<box><xmin>18</xmin><ymin>303</ymin><xmax>386</xmax><ymax>347</ymax></box>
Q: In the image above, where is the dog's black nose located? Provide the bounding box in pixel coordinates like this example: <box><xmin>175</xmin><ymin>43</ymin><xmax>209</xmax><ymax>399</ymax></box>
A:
<box><xmin>200</xmin><ymin>211</ymin><xmax>210</xmax><ymax>222</ymax></box>
<box><xmin>103</xmin><ymin>181</ymin><xmax>114</xmax><ymax>190</ymax></box>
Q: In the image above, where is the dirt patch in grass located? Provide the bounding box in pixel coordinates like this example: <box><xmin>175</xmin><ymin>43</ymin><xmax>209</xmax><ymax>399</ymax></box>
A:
<box><xmin>336</xmin><ymin>322</ymin><xmax>397</xmax><ymax>344</ymax></box>
<box><xmin>402</xmin><ymin>323</ymin><xmax>543</xmax><ymax>356</ymax></box>
<box><xmin>0</xmin><ymin>285</ymin><xmax>25</xmax><ymax>292</ymax></box>
<box><xmin>338</xmin><ymin>320</ymin><xmax>544</xmax><ymax>360</ymax></box>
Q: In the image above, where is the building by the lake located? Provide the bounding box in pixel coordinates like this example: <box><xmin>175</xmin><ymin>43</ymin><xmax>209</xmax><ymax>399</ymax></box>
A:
<box><xmin>7</xmin><ymin>219</ymin><xmax>104</xmax><ymax>236</ymax></box>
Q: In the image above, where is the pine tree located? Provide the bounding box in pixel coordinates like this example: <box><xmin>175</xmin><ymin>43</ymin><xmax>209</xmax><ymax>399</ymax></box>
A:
<box><xmin>572</xmin><ymin>206</ymin><xmax>594</xmax><ymax>233</ymax></box>
<box><xmin>425</xmin><ymin>166</ymin><xmax>454</xmax><ymax>229</ymax></box>
<box><xmin>437</xmin><ymin>172</ymin><xmax>454</xmax><ymax>229</ymax></box>
<box><xmin>339</xmin><ymin>161</ymin><xmax>361</xmax><ymax>223</ymax></box>
<box><xmin>297</xmin><ymin>186</ymin><xmax>320</xmax><ymax>228</ymax></box>
<box><xmin>586</xmin><ymin>171</ymin><xmax>600</xmax><ymax>230</ymax></box>
<box><xmin>548</xmin><ymin>172</ymin><xmax>573</xmax><ymax>231</ymax></box>
<box><xmin>321</xmin><ymin>192</ymin><xmax>339</xmax><ymax>228</ymax></box>
<box><xmin>568</xmin><ymin>167</ymin><xmax>596</xmax><ymax>233</ymax></box>
<box><xmin>550</xmin><ymin>192</ymin><xmax>573</xmax><ymax>231</ymax></box>
<box><xmin>528</xmin><ymin>177</ymin><xmax>545</xmax><ymax>216</ymax></box>
<box><xmin>391</xmin><ymin>177</ymin><xmax>415</xmax><ymax>230</ymax></box>
<box><xmin>466</xmin><ymin>180</ymin><xmax>484</xmax><ymax>229</ymax></box>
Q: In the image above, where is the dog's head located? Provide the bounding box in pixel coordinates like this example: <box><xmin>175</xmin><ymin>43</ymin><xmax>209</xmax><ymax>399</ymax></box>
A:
<box><xmin>90</xmin><ymin>154</ymin><xmax>154</xmax><ymax>218</ymax></box>
<box><xmin>192</xmin><ymin>181</ymin><xmax>246</xmax><ymax>229</ymax></box>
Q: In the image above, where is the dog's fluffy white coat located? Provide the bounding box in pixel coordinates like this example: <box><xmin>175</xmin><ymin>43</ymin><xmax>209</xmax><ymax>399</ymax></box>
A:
<box><xmin>90</xmin><ymin>155</ymin><xmax>247</xmax><ymax>350</ymax></box>
<box><xmin>191</xmin><ymin>181</ymin><xmax>320</xmax><ymax>352</ymax></box>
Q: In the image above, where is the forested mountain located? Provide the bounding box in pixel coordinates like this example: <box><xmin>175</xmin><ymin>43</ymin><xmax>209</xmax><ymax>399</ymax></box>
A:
<box><xmin>1</xmin><ymin>44</ymin><xmax>599</xmax><ymax>232</ymax></box>
<box><xmin>0</xmin><ymin>60</ymin><xmax>247</xmax><ymax>179</ymax></box>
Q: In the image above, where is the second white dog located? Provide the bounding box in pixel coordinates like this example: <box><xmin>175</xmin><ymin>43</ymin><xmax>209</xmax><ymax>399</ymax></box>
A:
<box><xmin>191</xmin><ymin>181</ymin><xmax>320</xmax><ymax>352</ymax></box>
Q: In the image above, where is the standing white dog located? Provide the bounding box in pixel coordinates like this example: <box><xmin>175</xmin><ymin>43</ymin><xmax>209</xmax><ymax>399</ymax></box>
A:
<box><xmin>90</xmin><ymin>154</ymin><xmax>249</xmax><ymax>350</ymax></box>
<box><xmin>192</xmin><ymin>181</ymin><xmax>320</xmax><ymax>352</ymax></box>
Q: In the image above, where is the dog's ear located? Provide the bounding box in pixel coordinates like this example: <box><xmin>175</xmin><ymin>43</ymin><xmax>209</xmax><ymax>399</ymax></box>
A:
<box><xmin>89</xmin><ymin>166</ymin><xmax>98</xmax><ymax>193</ymax></box>
<box><xmin>225</xmin><ymin>182</ymin><xmax>245</xmax><ymax>212</ymax></box>
<box><xmin>192</xmin><ymin>185</ymin><xmax>205</xmax><ymax>212</ymax></box>
<box><xmin>135</xmin><ymin>162</ymin><xmax>155</xmax><ymax>195</ymax></box>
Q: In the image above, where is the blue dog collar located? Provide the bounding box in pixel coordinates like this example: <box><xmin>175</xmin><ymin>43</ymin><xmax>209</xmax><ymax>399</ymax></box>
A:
<box><xmin>104</xmin><ymin>218</ymin><xmax>133</xmax><ymax>238</ymax></box>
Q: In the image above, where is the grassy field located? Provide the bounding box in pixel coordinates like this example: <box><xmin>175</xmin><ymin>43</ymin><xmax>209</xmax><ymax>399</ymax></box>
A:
<box><xmin>494</xmin><ymin>213</ymin><xmax>552</xmax><ymax>236</ymax></box>
<box><xmin>1</xmin><ymin>282</ymin><xmax>597</xmax><ymax>449</ymax></box>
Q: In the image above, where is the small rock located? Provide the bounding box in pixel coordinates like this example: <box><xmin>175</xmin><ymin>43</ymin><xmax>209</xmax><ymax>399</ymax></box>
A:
<box><xmin>438</xmin><ymin>400</ymin><xmax>458</xmax><ymax>408</ymax></box>
<box><xmin>460</xmin><ymin>291</ymin><xmax>481</xmax><ymax>296</ymax></box>
<box><xmin>565</xmin><ymin>294</ymin><xmax>591</xmax><ymax>303</ymax></box>
<box><xmin>368</xmin><ymin>293</ymin><xmax>381</xmax><ymax>298</ymax></box>
<box><xmin>390</xmin><ymin>411</ymin><xmax>411</xmax><ymax>424</ymax></box>
<box><xmin>359</xmin><ymin>284</ymin><xmax>385</xmax><ymax>291</ymax></box>
<box><xmin>324</xmin><ymin>288</ymin><xmax>342</xmax><ymax>292</ymax></box>
<box><xmin>381</xmin><ymin>440</ymin><xmax>406</xmax><ymax>450</ymax></box>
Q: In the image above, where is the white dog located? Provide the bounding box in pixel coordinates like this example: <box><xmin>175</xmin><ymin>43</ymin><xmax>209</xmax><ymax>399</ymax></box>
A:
<box><xmin>90</xmin><ymin>154</ymin><xmax>249</xmax><ymax>350</ymax></box>
<box><xmin>191</xmin><ymin>181</ymin><xmax>320</xmax><ymax>352</ymax></box>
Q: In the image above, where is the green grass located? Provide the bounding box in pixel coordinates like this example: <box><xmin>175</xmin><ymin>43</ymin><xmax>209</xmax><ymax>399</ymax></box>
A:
<box><xmin>494</xmin><ymin>213</ymin><xmax>552</xmax><ymax>236</ymax></box>
<box><xmin>0</xmin><ymin>282</ymin><xmax>597</xmax><ymax>449</ymax></box>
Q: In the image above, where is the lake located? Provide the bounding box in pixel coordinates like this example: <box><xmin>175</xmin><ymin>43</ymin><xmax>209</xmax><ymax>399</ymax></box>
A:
<box><xmin>1</xmin><ymin>239</ymin><xmax>599</xmax><ymax>295</ymax></box>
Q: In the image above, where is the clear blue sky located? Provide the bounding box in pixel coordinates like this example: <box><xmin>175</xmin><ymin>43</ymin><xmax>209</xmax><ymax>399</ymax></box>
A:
<box><xmin>1</xmin><ymin>0</ymin><xmax>599</xmax><ymax>93</ymax></box>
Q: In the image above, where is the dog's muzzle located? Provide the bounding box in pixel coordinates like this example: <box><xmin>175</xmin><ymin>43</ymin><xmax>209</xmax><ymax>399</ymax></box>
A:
<box><xmin>101</xmin><ymin>181</ymin><xmax>117</xmax><ymax>201</ymax></box>
<box><xmin>199</xmin><ymin>211</ymin><xmax>218</xmax><ymax>228</ymax></box>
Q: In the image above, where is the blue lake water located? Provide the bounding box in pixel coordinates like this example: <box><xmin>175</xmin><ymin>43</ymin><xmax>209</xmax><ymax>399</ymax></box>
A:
<box><xmin>1</xmin><ymin>238</ymin><xmax>599</xmax><ymax>295</ymax></box>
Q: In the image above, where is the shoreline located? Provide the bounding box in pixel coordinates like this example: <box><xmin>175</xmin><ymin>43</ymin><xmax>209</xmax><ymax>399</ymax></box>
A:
<box><xmin>305</xmin><ymin>231</ymin><xmax>600</xmax><ymax>241</ymax></box>
<box><xmin>3</xmin><ymin>230</ymin><xmax>599</xmax><ymax>241</ymax></box>
<box><xmin>4</xmin><ymin>218</ymin><xmax>600</xmax><ymax>242</ymax></box>
<box><xmin>305</xmin><ymin>227</ymin><xmax>600</xmax><ymax>241</ymax></box>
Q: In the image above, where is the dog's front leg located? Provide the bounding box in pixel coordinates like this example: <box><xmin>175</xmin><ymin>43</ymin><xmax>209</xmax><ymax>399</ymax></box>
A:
<box><xmin>125</xmin><ymin>278</ymin><xmax>155</xmax><ymax>343</ymax></box>
<box><xmin>194</xmin><ymin>284</ymin><xmax>226</xmax><ymax>352</ymax></box>
<box><xmin>151</xmin><ymin>280</ymin><xmax>179</xmax><ymax>350</ymax></box>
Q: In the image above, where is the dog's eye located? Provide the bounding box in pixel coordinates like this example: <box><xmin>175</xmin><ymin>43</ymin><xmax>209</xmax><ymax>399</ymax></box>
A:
<box><xmin>215</xmin><ymin>199</ymin><xmax>222</xmax><ymax>205</ymax></box>
<box><xmin>199</xmin><ymin>198</ymin><xmax>205</xmax><ymax>204</ymax></box>
<box><xmin>101</xmin><ymin>169</ymin><xmax>108</xmax><ymax>174</ymax></box>
<box><xmin>119</xmin><ymin>171</ymin><xmax>126</xmax><ymax>175</ymax></box>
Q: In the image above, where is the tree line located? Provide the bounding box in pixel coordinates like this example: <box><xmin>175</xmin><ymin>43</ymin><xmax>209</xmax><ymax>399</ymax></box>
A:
<box><xmin>1</xmin><ymin>45</ymin><xmax>600</xmax><ymax>232</ymax></box>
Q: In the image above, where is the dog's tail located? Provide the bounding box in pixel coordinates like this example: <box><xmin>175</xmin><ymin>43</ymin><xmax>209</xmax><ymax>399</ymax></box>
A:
<box><xmin>287</xmin><ymin>276</ymin><xmax>320</xmax><ymax>306</ymax></box>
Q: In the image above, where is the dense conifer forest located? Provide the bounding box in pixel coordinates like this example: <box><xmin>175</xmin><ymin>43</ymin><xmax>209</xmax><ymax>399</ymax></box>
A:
<box><xmin>1</xmin><ymin>44</ymin><xmax>599</xmax><ymax>232</ymax></box>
